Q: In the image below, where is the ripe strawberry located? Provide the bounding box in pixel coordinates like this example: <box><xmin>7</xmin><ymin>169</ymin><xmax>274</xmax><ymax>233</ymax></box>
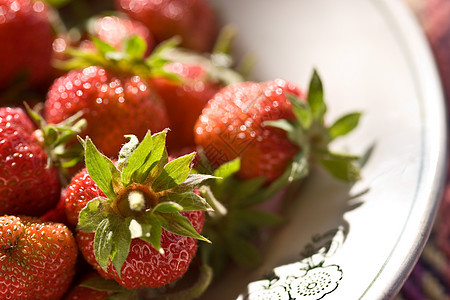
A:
<box><xmin>45</xmin><ymin>35</ymin><xmax>175</xmax><ymax>159</ymax></box>
<box><xmin>41</xmin><ymin>188</ymin><xmax>70</xmax><ymax>225</ymax></box>
<box><xmin>0</xmin><ymin>104</ymin><xmax>86</xmax><ymax>216</ymax></box>
<box><xmin>45</xmin><ymin>66</ymin><xmax>168</xmax><ymax>158</ymax></box>
<box><xmin>85</xmin><ymin>15</ymin><xmax>155</xmax><ymax>53</ymax></box>
<box><xmin>0</xmin><ymin>107</ymin><xmax>60</xmax><ymax>216</ymax></box>
<box><xmin>67</xmin><ymin>131</ymin><xmax>214</xmax><ymax>289</ymax></box>
<box><xmin>194</xmin><ymin>79</ymin><xmax>304</xmax><ymax>184</ymax></box>
<box><xmin>149</xmin><ymin>62</ymin><xmax>221</xmax><ymax>151</ymax></box>
<box><xmin>115</xmin><ymin>0</ymin><xmax>219</xmax><ymax>52</ymax></box>
<box><xmin>0</xmin><ymin>0</ymin><xmax>53</xmax><ymax>90</ymax></box>
<box><xmin>0</xmin><ymin>215</ymin><xmax>77</xmax><ymax>299</ymax></box>
<box><xmin>194</xmin><ymin>71</ymin><xmax>362</xmax><ymax>184</ymax></box>
<box><xmin>197</xmin><ymin>71</ymin><xmax>362</xmax><ymax>276</ymax></box>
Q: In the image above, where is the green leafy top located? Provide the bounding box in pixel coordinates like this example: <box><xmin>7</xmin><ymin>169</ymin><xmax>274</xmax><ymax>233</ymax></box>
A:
<box><xmin>265</xmin><ymin>69</ymin><xmax>362</xmax><ymax>182</ymax></box>
<box><xmin>25</xmin><ymin>103</ymin><xmax>86</xmax><ymax>185</ymax></box>
<box><xmin>196</xmin><ymin>157</ymin><xmax>288</xmax><ymax>275</ymax></box>
<box><xmin>57</xmin><ymin>34</ymin><xmax>180</xmax><ymax>80</ymax></box>
<box><xmin>76</xmin><ymin>130</ymin><xmax>215</xmax><ymax>277</ymax></box>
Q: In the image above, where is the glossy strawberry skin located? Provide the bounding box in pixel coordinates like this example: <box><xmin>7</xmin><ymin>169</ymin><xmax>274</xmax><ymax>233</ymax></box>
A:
<box><xmin>77</xmin><ymin>210</ymin><xmax>204</xmax><ymax>288</ymax></box>
<box><xmin>0</xmin><ymin>107</ymin><xmax>60</xmax><ymax>216</ymax></box>
<box><xmin>0</xmin><ymin>0</ymin><xmax>53</xmax><ymax>90</ymax></box>
<box><xmin>116</xmin><ymin>0</ymin><xmax>219</xmax><ymax>52</ymax></box>
<box><xmin>45</xmin><ymin>66</ymin><xmax>170</xmax><ymax>158</ymax></box>
<box><xmin>88</xmin><ymin>15</ymin><xmax>155</xmax><ymax>53</ymax></box>
<box><xmin>0</xmin><ymin>216</ymin><xmax>77</xmax><ymax>300</ymax></box>
<box><xmin>194</xmin><ymin>79</ymin><xmax>304</xmax><ymax>184</ymax></box>
<box><xmin>65</xmin><ymin>168</ymin><xmax>104</xmax><ymax>227</ymax></box>
<box><xmin>149</xmin><ymin>62</ymin><xmax>221</xmax><ymax>151</ymax></box>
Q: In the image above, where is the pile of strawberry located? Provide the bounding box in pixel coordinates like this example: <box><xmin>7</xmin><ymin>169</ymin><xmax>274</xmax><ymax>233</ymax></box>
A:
<box><xmin>0</xmin><ymin>0</ymin><xmax>362</xmax><ymax>299</ymax></box>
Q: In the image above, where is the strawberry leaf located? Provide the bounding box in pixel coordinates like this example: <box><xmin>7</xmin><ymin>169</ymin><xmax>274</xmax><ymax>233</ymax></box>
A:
<box><xmin>213</xmin><ymin>158</ymin><xmax>240</xmax><ymax>179</ymax></box>
<box><xmin>232</xmin><ymin>209</ymin><xmax>284</xmax><ymax>228</ymax></box>
<box><xmin>226</xmin><ymin>234</ymin><xmax>261</xmax><ymax>268</ymax></box>
<box><xmin>124</xmin><ymin>35</ymin><xmax>147</xmax><ymax>59</ymax></box>
<box><xmin>140</xmin><ymin>215</ymin><xmax>163</xmax><ymax>253</ymax></box>
<box><xmin>84</xmin><ymin>137</ymin><xmax>117</xmax><ymax>200</ymax></box>
<box><xmin>152</xmin><ymin>153</ymin><xmax>195</xmax><ymax>192</ymax></box>
<box><xmin>320</xmin><ymin>154</ymin><xmax>361</xmax><ymax>182</ymax></box>
<box><xmin>152</xmin><ymin>201</ymin><xmax>184</xmax><ymax>214</ymax></box>
<box><xmin>328</xmin><ymin>112</ymin><xmax>361</xmax><ymax>140</ymax></box>
<box><xmin>287</xmin><ymin>93</ymin><xmax>312</xmax><ymax>130</ymax></box>
<box><xmin>160</xmin><ymin>192</ymin><xmax>212</xmax><ymax>212</ymax></box>
<box><xmin>92</xmin><ymin>37</ymin><xmax>116</xmax><ymax>56</ymax></box>
<box><xmin>109</xmin><ymin>216</ymin><xmax>132</xmax><ymax>277</ymax></box>
<box><xmin>308</xmin><ymin>69</ymin><xmax>326</xmax><ymax>121</ymax></box>
<box><xmin>121</xmin><ymin>132</ymin><xmax>153</xmax><ymax>185</ymax></box>
<box><xmin>155</xmin><ymin>212</ymin><xmax>210</xmax><ymax>243</ymax></box>
<box><xmin>169</xmin><ymin>174</ymin><xmax>217</xmax><ymax>193</ymax></box>
<box><xmin>136</xmin><ymin>130</ymin><xmax>168</xmax><ymax>184</ymax></box>
<box><xmin>94</xmin><ymin>218</ymin><xmax>114</xmax><ymax>271</ymax></box>
<box><xmin>288</xmin><ymin>150</ymin><xmax>309</xmax><ymax>182</ymax></box>
<box><xmin>80</xmin><ymin>275</ymin><xmax>126</xmax><ymax>292</ymax></box>
<box><xmin>77</xmin><ymin>197</ymin><xmax>106</xmax><ymax>232</ymax></box>
<box><xmin>229</xmin><ymin>177</ymin><xmax>266</xmax><ymax>207</ymax></box>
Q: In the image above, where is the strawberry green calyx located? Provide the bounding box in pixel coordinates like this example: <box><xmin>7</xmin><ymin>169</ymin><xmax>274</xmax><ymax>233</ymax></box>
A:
<box><xmin>25</xmin><ymin>103</ymin><xmax>86</xmax><ymax>184</ymax></box>
<box><xmin>265</xmin><ymin>69</ymin><xmax>362</xmax><ymax>182</ymax></box>
<box><xmin>76</xmin><ymin>130</ymin><xmax>214</xmax><ymax>277</ymax></box>
<box><xmin>58</xmin><ymin>35</ymin><xmax>180</xmax><ymax>80</ymax></box>
<box><xmin>197</xmin><ymin>158</ymin><xmax>285</xmax><ymax>275</ymax></box>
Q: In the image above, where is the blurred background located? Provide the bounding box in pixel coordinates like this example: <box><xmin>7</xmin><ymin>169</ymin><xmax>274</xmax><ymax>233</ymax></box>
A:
<box><xmin>398</xmin><ymin>0</ymin><xmax>450</xmax><ymax>299</ymax></box>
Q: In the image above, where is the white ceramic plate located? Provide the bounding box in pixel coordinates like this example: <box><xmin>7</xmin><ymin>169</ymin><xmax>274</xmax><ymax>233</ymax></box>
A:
<box><xmin>200</xmin><ymin>0</ymin><xmax>448</xmax><ymax>299</ymax></box>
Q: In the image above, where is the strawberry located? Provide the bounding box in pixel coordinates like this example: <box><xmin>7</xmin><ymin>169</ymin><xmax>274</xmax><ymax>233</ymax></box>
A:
<box><xmin>194</xmin><ymin>79</ymin><xmax>304</xmax><ymax>184</ymax></box>
<box><xmin>45</xmin><ymin>65</ymin><xmax>169</xmax><ymax>158</ymax></box>
<box><xmin>67</xmin><ymin>131</ymin><xmax>214</xmax><ymax>289</ymax></box>
<box><xmin>41</xmin><ymin>188</ymin><xmax>70</xmax><ymax>225</ymax></box>
<box><xmin>196</xmin><ymin>71</ymin><xmax>362</xmax><ymax>276</ymax></box>
<box><xmin>0</xmin><ymin>107</ymin><xmax>60</xmax><ymax>216</ymax></box>
<box><xmin>0</xmin><ymin>0</ymin><xmax>53</xmax><ymax>91</ymax></box>
<box><xmin>149</xmin><ymin>62</ymin><xmax>221</xmax><ymax>151</ymax></box>
<box><xmin>0</xmin><ymin>104</ymin><xmax>85</xmax><ymax>216</ymax></box>
<box><xmin>115</xmin><ymin>0</ymin><xmax>219</xmax><ymax>53</ymax></box>
<box><xmin>85</xmin><ymin>15</ymin><xmax>155</xmax><ymax>54</ymax></box>
<box><xmin>194</xmin><ymin>71</ymin><xmax>362</xmax><ymax>185</ymax></box>
<box><xmin>45</xmin><ymin>34</ymin><xmax>178</xmax><ymax>159</ymax></box>
<box><xmin>0</xmin><ymin>215</ymin><xmax>77</xmax><ymax>299</ymax></box>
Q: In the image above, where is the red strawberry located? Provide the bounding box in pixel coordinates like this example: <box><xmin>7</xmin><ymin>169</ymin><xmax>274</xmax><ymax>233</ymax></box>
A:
<box><xmin>115</xmin><ymin>0</ymin><xmax>219</xmax><ymax>52</ymax></box>
<box><xmin>194</xmin><ymin>79</ymin><xmax>304</xmax><ymax>184</ymax></box>
<box><xmin>41</xmin><ymin>188</ymin><xmax>71</xmax><ymax>226</ymax></box>
<box><xmin>0</xmin><ymin>0</ymin><xmax>53</xmax><ymax>90</ymax></box>
<box><xmin>67</xmin><ymin>131</ymin><xmax>213</xmax><ymax>289</ymax></box>
<box><xmin>45</xmin><ymin>65</ymin><xmax>169</xmax><ymax>158</ymax></box>
<box><xmin>0</xmin><ymin>107</ymin><xmax>60</xmax><ymax>216</ymax></box>
<box><xmin>85</xmin><ymin>15</ymin><xmax>155</xmax><ymax>53</ymax></box>
<box><xmin>45</xmin><ymin>34</ymin><xmax>175</xmax><ymax>159</ymax></box>
<box><xmin>0</xmin><ymin>215</ymin><xmax>77</xmax><ymax>299</ymax></box>
<box><xmin>77</xmin><ymin>209</ymin><xmax>205</xmax><ymax>288</ymax></box>
<box><xmin>149</xmin><ymin>62</ymin><xmax>221</xmax><ymax>151</ymax></box>
<box><xmin>194</xmin><ymin>71</ymin><xmax>362</xmax><ymax>184</ymax></box>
